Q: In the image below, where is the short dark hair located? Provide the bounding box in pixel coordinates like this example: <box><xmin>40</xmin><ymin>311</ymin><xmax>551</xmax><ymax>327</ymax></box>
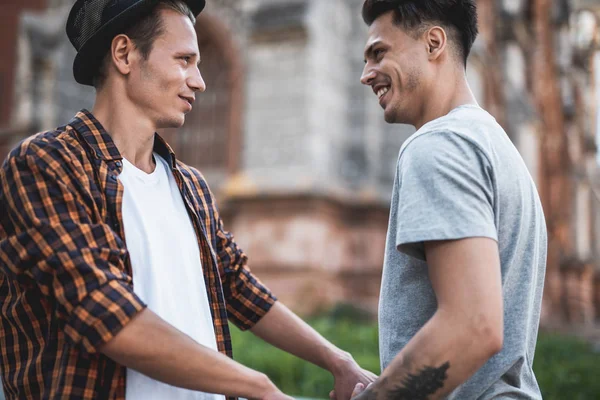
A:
<box><xmin>362</xmin><ymin>0</ymin><xmax>478</xmax><ymax>65</ymax></box>
<box><xmin>93</xmin><ymin>0</ymin><xmax>196</xmax><ymax>89</ymax></box>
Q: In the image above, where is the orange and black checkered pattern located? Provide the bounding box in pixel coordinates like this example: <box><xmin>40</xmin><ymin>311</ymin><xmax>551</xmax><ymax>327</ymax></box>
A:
<box><xmin>0</xmin><ymin>110</ymin><xmax>276</xmax><ymax>399</ymax></box>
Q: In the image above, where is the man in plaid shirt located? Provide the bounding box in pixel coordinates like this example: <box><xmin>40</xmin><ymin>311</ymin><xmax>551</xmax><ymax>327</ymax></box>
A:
<box><xmin>0</xmin><ymin>0</ymin><xmax>376</xmax><ymax>399</ymax></box>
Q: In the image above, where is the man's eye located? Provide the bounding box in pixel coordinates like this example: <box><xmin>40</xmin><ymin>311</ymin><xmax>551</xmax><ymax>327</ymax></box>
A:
<box><xmin>181</xmin><ymin>56</ymin><xmax>191</xmax><ymax>64</ymax></box>
<box><xmin>374</xmin><ymin>49</ymin><xmax>384</xmax><ymax>58</ymax></box>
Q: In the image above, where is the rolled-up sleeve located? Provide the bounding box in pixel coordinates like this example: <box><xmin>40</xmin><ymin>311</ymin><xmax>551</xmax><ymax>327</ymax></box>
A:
<box><xmin>0</xmin><ymin>152</ymin><xmax>146</xmax><ymax>354</ymax></box>
<box><xmin>213</xmin><ymin>209</ymin><xmax>277</xmax><ymax>331</ymax></box>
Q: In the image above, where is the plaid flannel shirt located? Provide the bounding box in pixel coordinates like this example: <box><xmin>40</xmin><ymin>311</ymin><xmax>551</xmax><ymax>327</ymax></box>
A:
<box><xmin>0</xmin><ymin>110</ymin><xmax>276</xmax><ymax>399</ymax></box>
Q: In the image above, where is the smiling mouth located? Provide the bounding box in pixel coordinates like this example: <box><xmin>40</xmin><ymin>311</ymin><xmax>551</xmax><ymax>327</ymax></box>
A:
<box><xmin>377</xmin><ymin>87</ymin><xmax>390</xmax><ymax>99</ymax></box>
<box><xmin>179</xmin><ymin>96</ymin><xmax>193</xmax><ymax>110</ymax></box>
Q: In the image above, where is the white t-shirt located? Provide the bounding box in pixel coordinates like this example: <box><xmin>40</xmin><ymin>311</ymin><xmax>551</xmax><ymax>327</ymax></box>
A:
<box><xmin>119</xmin><ymin>153</ymin><xmax>225</xmax><ymax>400</ymax></box>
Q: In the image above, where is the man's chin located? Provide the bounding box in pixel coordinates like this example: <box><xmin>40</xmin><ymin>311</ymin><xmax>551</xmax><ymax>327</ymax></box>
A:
<box><xmin>157</xmin><ymin>115</ymin><xmax>186</xmax><ymax>129</ymax></box>
<box><xmin>383</xmin><ymin>106</ymin><xmax>410</xmax><ymax>125</ymax></box>
<box><xmin>383</xmin><ymin>108</ymin><xmax>398</xmax><ymax>124</ymax></box>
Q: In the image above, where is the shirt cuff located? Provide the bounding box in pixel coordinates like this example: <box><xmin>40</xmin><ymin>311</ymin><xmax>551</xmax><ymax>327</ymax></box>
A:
<box><xmin>226</xmin><ymin>279</ymin><xmax>278</xmax><ymax>331</ymax></box>
<box><xmin>64</xmin><ymin>279</ymin><xmax>147</xmax><ymax>354</ymax></box>
<box><xmin>396</xmin><ymin>225</ymin><xmax>498</xmax><ymax>261</ymax></box>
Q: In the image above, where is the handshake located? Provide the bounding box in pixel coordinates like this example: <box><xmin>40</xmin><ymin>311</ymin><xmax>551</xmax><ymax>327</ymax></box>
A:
<box><xmin>263</xmin><ymin>362</ymin><xmax>377</xmax><ymax>400</ymax></box>
<box><xmin>265</xmin><ymin>382</ymin><xmax>374</xmax><ymax>400</ymax></box>
<box><xmin>266</xmin><ymin>382</ymin><xmax>374</xmax><ymax>400</ymax></box>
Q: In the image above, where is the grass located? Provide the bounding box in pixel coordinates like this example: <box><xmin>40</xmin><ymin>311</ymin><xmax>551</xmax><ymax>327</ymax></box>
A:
<box><xmin>231</xmin><ymin>317</ymin><xmax>380</xmax><ymax>395</ymax></box>
<box><xmin>534</xmin><ymin>332</ymin><xmax>600</xmax><ymax>400</ymax></box>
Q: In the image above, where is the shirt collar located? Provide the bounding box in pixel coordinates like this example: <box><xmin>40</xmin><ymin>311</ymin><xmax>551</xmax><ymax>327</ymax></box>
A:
<box><xmin>69</xmin><ymin>109</ymin><xmax>178</xmax><ymax>168</ymax></box>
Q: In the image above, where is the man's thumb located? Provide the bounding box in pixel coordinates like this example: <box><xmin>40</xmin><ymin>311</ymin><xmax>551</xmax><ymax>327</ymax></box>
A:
<box><xmin>351</xmin><ymin>383</ymin><xmax>366</xmax><ymax>398</ymax></box>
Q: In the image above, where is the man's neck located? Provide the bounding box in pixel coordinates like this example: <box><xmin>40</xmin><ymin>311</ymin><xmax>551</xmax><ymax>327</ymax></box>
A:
<box><xmin>92</xmin><ymin>90</ymin><xmax>157</xmax><ymax>174</ymax></box>
<box><xmin>413</xmin><ymin>70</ymin><xmax>478</xmax><ymax>131</ymax></box>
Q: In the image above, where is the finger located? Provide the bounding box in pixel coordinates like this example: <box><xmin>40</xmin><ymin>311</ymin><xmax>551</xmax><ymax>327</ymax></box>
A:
<box><xmin>351</xmin><ymin>383</ymin><xmax>365</xmax><ymax>398</ymax></box>
<box><xmin>329</xmin><ymin>390</ymin><xmax>336</xmax><ymax>400</ymax></box>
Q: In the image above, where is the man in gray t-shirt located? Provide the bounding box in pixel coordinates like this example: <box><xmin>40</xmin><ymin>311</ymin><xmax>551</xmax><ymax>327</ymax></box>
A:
<box><xmin>351</xmin><ymin>1</ymin><xmax>547</xmax><ymax>399</ymax></box>
<box><xmin>379</xmin><ymin>106</ymin><xmax>546</xmax><ymax>399</ymax></box>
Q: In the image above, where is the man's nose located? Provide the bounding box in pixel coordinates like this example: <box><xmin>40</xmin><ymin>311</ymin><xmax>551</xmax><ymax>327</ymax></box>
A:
<box><xmin>360</xmin><ymin>66</ymin><xmax>376</xmax><ymax>86</ymax></box>
<box><xmin>189</xmin><ymin>67</ymin><xmax>206</xmax><ymax>93</ymax></box>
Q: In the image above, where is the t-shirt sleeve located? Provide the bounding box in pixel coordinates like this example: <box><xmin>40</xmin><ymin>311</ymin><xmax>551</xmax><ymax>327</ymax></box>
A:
<box><xmin>394</xmin><ymin>130</ymin><xmax>497</xmax><ymax>261</ymax></box>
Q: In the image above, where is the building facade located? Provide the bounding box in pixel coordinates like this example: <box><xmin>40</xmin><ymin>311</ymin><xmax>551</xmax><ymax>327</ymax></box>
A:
<box><xmin>0</xmin><ymin>0</ymin><xmax>599</xmax><ymax>331</ymax></box>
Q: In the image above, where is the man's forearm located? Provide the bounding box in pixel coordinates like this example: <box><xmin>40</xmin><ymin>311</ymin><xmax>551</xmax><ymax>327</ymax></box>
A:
<box><xmin>100</xmin><ymin>308</ymin><xmax>278</xmax><ymax>399</ymax></box>
<box><xmin>250</xmin><ymin>302</ymin><xmax>349</xmax><ymax>372</ymax></box>
<box><xmin>251</xmin><ymin>302</ymin><xmax>377</xmax><ymax>400</ymax></box>
<box><xmin>355</xmin><ymin>308</ymin><xmax>502</xmax><ymax>400</ymax></box>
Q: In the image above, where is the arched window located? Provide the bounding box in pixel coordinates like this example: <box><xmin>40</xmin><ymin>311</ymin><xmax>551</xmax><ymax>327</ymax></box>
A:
<box><xmin>162</xmin><ymin>14</ymin><xmax>243</xmax><ymax>183</ymax></box>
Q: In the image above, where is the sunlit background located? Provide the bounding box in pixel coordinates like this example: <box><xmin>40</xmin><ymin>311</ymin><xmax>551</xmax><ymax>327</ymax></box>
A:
<box><xmin>0</xmin><ymin>0</ymin><xmax>599</xmax><ymax>398</ymax></box>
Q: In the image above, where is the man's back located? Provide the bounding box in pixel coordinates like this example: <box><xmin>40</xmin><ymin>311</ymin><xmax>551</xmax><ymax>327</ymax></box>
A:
<box><xmin>379</xmin><ymin>104</ymin><xmax>547</xmax><ymax>399</ymax></box>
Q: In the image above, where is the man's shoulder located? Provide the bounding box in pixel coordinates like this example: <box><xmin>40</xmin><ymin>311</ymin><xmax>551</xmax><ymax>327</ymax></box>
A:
<box><xmin>4</xmin><ymin>124</ymin><xmax>84</xmax><ymax>167</ymax></box>
<box><xmin>439</xmin><ymin>106</ymin><xmax>503</xmax><ymax>146</ymax></box>
<box><xmin>174</xmin><ymin>160</ymin><xmax>214</xmax><ymax>200</ymax></box>
<box><xmin>0</xmin><ymin>123</ymin><xmax>96</xmax><ymax>198</ymax></box>
<box><xmin>400</xmin><ymin>108</ymin><xmax>501</xmax><ymax>168</ymax></box>
<box><xmin>175</xmin><ymin>160</ymin><xmax>206</xmax><ymax>184</ymax></box>
<box><xmin>400</xmin><ymin>128</ymin><xmax>488</xmax><ymax>163</ymax></box>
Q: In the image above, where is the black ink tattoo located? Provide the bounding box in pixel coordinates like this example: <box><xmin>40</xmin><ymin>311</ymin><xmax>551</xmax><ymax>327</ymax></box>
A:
<box><xmin>387</xmin><ymin>361</ymin><xmax>450</xmax><ymax>400</ymax></box>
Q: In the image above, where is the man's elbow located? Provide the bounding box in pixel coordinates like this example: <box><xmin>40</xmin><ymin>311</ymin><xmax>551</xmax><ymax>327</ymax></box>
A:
<box><xmin>484</xmin><ymin>325</ymin><xmax>503</xmax><ymax>358</ymax></box>
<box><xmin>469</xmin><ymin>313</ymin><xmax>503</xmax><ymax>360</ymax></box>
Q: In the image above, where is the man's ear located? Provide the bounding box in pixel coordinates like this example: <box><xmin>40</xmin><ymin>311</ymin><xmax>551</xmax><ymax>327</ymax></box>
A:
<box><xmin>425</xmin><ymin>26</ymin><xmax>447</xmax><ymax>61</ymax></box>
<box><xmin>110</xmin><ymin>34</ymin><xmax>137</xmax><ymax>77</ymax></box>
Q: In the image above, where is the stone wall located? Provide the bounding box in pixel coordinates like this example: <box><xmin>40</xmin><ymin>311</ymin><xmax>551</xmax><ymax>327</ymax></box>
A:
<box><xmin>222</xmin><ymin>195</ymin><xmax>389</xmax><ymax>314</ymax></box>
<box><xmin>221</xmin><ymin>0</ymin><xmax>401</xmax><ymax>314</ymax></box>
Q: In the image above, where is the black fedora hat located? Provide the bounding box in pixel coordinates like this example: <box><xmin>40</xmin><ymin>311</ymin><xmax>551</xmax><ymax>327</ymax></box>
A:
<box><xmin>66</xmin><ymin>0</ymin><xmax>206</xmax><ymax>86</ymax></box>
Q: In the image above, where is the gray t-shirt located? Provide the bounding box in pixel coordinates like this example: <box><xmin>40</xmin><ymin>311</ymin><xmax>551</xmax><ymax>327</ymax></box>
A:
<box><xmin>379</xmin><ymin>105</ymin><xmax>547</xmax><ymax>399</ymax></box>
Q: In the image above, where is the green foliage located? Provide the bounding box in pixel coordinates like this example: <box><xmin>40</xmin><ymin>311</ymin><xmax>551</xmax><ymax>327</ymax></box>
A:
<box><xmin>231</xmin><ymin>312</ymin><xmax>379</xmax><ymax>397</ymax></box>
<box><xmin>534</xmin><ymin>333</ymin><xmax>600</xmax><ymax>400</ymax></box>
<box><xmin>231</xmin><ymin>312</ymin><xmax>600</xmax><ymax>399</ymax></box>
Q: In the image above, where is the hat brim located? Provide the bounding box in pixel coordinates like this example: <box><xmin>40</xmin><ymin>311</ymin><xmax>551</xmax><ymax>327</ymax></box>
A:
<box><xmin>73</xmin><ymin>0</ymin><xmax>206</xmax><ymax>86</ymax></box>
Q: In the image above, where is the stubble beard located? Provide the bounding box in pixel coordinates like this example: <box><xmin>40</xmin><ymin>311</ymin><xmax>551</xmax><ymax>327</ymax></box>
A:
<box><xmin>385</xmin><ymin>67</ymin><xmax>421</xmax><ymax>125</ymax></box>
<box><xmin>156</xmin><ymin>114</ymin><xmax>186</xmax><ymax>129</ymax></box>
<box><xmin>137</xmin><ymin>58</ymin><xmax>187</xmax><ymax>130</ymax></box>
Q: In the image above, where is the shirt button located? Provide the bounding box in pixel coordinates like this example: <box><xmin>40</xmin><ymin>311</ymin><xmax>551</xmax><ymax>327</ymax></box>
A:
<box><xmin>110</xmin><ymin>175</ymin><xmax>118</xmax><ymax>182</ymax></box>
<box><xmin>115</xmin><ymin>161</ymin><xmax>122</xmax><ymax>167</ymax></box>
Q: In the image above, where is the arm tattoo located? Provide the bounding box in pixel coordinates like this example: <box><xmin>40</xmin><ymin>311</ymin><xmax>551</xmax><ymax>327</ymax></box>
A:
<box><xmin>353</xmin><ymin>361</ymin><xmax>450</xmax><ymax>400</ymax></box>
<box><xmin>387</xmin><ymin>361</ymin><xmax>450</xmax><ymax>400</ymax></box>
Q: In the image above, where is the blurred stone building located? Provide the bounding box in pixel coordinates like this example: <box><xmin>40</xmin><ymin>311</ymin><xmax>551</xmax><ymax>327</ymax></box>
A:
<box><xmin>0</xmin><ymin>0</ymin><xmax>599</xmax><ymax>332</ymax></box>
